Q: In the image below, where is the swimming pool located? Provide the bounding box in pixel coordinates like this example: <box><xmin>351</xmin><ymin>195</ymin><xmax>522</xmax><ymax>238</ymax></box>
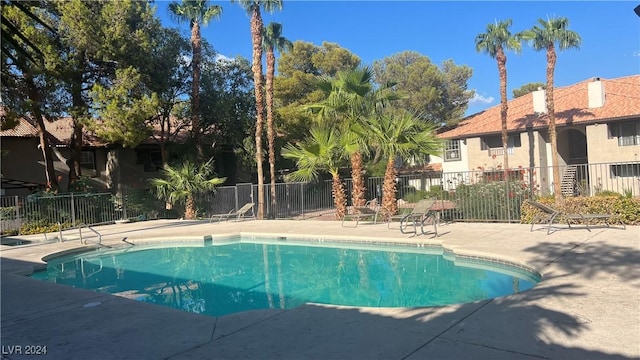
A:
<box><xmin>31</xmin><ymin>237</ymin><xmax>540</xmax><ymax>317</ymax></box>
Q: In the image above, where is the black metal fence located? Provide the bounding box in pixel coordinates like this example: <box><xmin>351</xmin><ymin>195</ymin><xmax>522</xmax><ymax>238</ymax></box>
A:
<box><xmin>1</xmin><ymin>161</ymin><xmax>637</xmax><ymax>234</ymax></box>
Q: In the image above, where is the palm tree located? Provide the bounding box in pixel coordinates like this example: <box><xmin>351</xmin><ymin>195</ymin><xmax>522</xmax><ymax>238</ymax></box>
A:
<box><xmin>308</xmin><ymin>67</ymin><xmax>394</xmax><ymax>207</ymax></box>
<box><xmin>150</xmin><ymin>159</ymin><xmax>226</xmax><ymax>219</ymax></box>
<box><xmin>169</xmin><ymin>0</ymin><xmax>222</xmax><ymax>162</ymax></box>
<box><xmin>263</xmin><ymin>22</ymin><xmax>292</xmax><ymax>218</ymax></box>
<box><xmin>236</xmin><ymin>0</ymin><xmax>283</xmax><ymax>220</ymax></box>
<box><xmin>522</xmin><ymin>17</ymin><xmax>581</xmax><ymax>200</ymax></box>
<box><xmin>475</xmin><ymin>19</ymin><xmax>522</xmax><ymax>173</ymax></box>
<box><xmin>366</xmin><ymin>110</ymin><xmax>441</xmax><ymax>216</ymax></box>
<box><xmin>281</xmin><ymin>126</ymin><xmax>348</xmax><ymax>219</ymax></box>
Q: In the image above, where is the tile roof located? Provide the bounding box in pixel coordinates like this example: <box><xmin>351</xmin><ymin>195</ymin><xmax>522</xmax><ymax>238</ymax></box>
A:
<box><xmin>1</xmin><ymin>116</ymin><xmax>191</xmax><ymax>147</ymax></box>
<box><xmin>439</xmin><ymin>74</ymin><xmax>640</xmax><ymax>139</ymax></box>
<box><xmin>0</xmin><ymin>118</ymin><xmax>38</xmax><ymax>137</ymax></box>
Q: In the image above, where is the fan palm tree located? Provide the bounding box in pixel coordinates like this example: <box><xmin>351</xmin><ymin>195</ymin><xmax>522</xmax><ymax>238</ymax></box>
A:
<box><xmin>521</xmin><ymin>17</ymin><xmax>581</xmax><ymax>200</ymax></box>
<box><xmin>150</xmin><ymin>159</ymin><xmax>226</xmax><ymax>220</ymax></box>
<box><xmin>281</xmin><ymin>126</ymin><xmax>348</xmax><ymax>219</ymax></box>
<box><xmin>169</xmin><ymin>0</ymin><xmax>222</xmax><ymax>162</ymax></box>
<box><xmin>263</xmin><ymin>22</ymin><xmax>292</xmax><ymax>218</ymax></box>
<box><xmin>475</xmin><ymin>19</ymin><xmax>522</xmax><ymax>173</ymax></box>
<box><xmin>235</xmin><ymin>0</ymin><xmax>283</xmax><ymax>220</ymax></box>
<box><xmin>366</xmin><ymin>110</ymin><xmax>441</xmax><ymax>216</ymax></box>
<box><xmin>307</xmin><ymin>67</ymin><xmax>396</xmax><ymax>207</ymax></box>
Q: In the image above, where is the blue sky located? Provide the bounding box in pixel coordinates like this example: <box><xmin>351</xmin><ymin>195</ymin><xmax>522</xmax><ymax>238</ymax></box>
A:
<box><xmin>154</xmin><ymin>1</ymin><xmax>640</xmax><ymax>115</ymax></box>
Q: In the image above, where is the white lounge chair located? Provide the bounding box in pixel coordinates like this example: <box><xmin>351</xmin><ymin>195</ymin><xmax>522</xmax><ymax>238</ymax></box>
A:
<box><xmin>209</xmin><ymin>203</ymin><xmax>255</xmax><ymax>223</ymax></box>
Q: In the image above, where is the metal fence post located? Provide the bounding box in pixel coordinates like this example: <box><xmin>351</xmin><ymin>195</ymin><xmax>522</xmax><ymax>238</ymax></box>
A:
<box><xmin>14</xmin><ymin>195</ymin><xmax>20</xmax><ymax>227</ymax></box>
<box><xmin>70</xmin><ymin>192</ymin><xmax>76</xmax><ymax>228</ymax></box>
<box><xmin>301</xmin><ymin>183</ymin><xmax>305</xmax><ymax>219</ymax></box>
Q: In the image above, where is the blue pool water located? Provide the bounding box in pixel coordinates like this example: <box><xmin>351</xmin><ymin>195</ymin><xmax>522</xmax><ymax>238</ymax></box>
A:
<box><xmin>31</xmin><ymin>238</ymin><xmax>540</xmax><ymax>317</ymax></box>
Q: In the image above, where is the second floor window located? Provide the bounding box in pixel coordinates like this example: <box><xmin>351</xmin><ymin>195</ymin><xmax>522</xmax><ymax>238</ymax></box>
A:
<box><xmin>444</xmin><ymin>140</ymin><xmax>461</xmax><ymax>161</ymax></box>
<box><xmin>609</xmin><ymin>121</ymin><xmax>640</xmax><ymax>146</ymax></box>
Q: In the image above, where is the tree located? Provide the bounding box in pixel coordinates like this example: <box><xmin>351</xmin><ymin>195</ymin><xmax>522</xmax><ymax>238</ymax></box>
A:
<box><xmin>274</xmin><ymin>41</ymin><xmax>360</xmax><ymax>146</ymax></box>
<box><xmin>2</xmin><ymin>1</ymin><xmax>62</xmax><ymax>191</ymax></box>
<box><xmin>150</xmin><ymin>159</ymin><xmax>226</xmax><ymax>220</ymax></box>
<box><xmin>236</xmin><ymin>0</ymin><xmax>283</xmax><ymax>220</ymax></box>
<box><xmin>372</xmin><ymin>51</ymin><xmax>473</xmax><ymax>127</ymax></box>
<box><xmin>475</xmin><ymin>19</ymin><xmax>522</xmax><ymax>172</ymax></box>
<box><xmin>307</xmin><ymin>66</ymin><xmax>397</xmax><ymax>207</ymax></box>
<box><xmin>89</xmin><ymin>67</ymin><xmax>160</xmax><ymax>148</ymax></box>
<box><xmin>281</xmin><ymin>126</ymin><xmax>348</xmax><ymax>219</ymax></box>
<box><xmin>141</xmin><ymin>28</ymin><xmax>192</xmax><ymax>167</ymax></box>
<box><xmin>522</xmin><ymin>17</ymin><xmax>581</xmax><ymax>200</ymax></box>
<box><xmin>365</xmin><ymin>110</ymin><xmax>441</xmax><ymax>216</ymax></box>
<box><xmin>200</xmin><ymin>55</ymin><xmax>256</xmax><ymax>182</ymax></box>
<box><xmin>263</xmin><ymin>22</ymin><xmax>292</xmax><ymax>218</ymax></box>
<box><xmin>169</xmin><ymin>0</ymin><xmax>222</xmax><ymax>162</ymax></box>
<box><xmin>55</xmin><ymin>0</ymin><xmax>159</xmax><ymax>188</ymax></box>
<box><xmin>513</xmin><ymin>82</ymin><xmax>546</xmax><ymax>98</ymax></box>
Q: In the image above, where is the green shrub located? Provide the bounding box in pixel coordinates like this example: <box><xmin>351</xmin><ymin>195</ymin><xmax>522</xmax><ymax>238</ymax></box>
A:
<box><xmin>19</xmin><ymin>220</ymin><xmax>73</xmax><ymax>235</ymax></box>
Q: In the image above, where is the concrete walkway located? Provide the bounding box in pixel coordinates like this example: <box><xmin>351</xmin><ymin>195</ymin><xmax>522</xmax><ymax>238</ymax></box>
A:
<box><xmin>1</xmin><ymin>219</ymin><xmax>638</xmax><ymax>359</ymax></box>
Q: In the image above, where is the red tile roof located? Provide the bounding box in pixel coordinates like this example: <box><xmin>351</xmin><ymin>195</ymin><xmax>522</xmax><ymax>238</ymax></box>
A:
<box><xmin>439</xmin><ymin>75</ymin><xmax>640</xmax><ymax>139</ymax></box>
<box><xmin>1</xmin><ymin>116</ymin><xmax>191</xmax><ymax>147</ymax></box>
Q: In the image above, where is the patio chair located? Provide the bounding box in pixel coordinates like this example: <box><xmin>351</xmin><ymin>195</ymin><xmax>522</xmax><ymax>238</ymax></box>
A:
<box><xmin>209</xmin><ymin>202</ymin><xmax>255</xmax><ymax>223</ymax></box>
<box><xmin>526</xmin><ymin>199</ymin><xmax>623</xmax><ymax>235</ymax></box>
<box><xmin>341</xmin><ymin>203</ymin><xmax>380</xmax><ymax>228</ymax></box>
<box><xmin>385</xmin><ymin>199</ymin><xmax>438</xmax><ymax>236</ymax></box>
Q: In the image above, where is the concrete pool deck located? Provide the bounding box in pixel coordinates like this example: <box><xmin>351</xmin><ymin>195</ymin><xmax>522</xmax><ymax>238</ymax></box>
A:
<box><xmin>1</xmin><ymin>219</ymin><xmax>638</xmax><ymax>359</ymax></box>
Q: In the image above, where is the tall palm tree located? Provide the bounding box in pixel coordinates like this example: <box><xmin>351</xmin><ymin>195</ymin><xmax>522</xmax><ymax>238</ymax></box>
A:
<box><xmin>169</xmin><ymin>0</ymin><xmax>222</xmax><ymax>162</ymax></box>
<box><xmin>150</xmin><ymin>159</ymin><xmax>226</xmax><ymax>219</ymax></box>
<box><xmin>522</xmin><ymin>17</ymin><xmax>581</xmax><ymax>200</ymax></box>
<box><xmin>308</xmin><ymin>67</ymin><xmax>395</xmax><ymax>207</ymax></box>
<box><xmin>475</xmin><ymin>19</ymin><xmax>521</xmax><ymax>173</ymax></box>
<box><xmin>366</xmin><ymin>110</ymin><xmax>441</xmax><ymax>216</ymax></box>
<box><xmin>281</xmin><ymin>126</ymin><xmax>348</xmax><ymax>219</ymax></box>
<box><xmin>263</xmin><ymin>22</ymin><xmax>292</xmax><ymax>218</ymax></box>
<box><xmin>236</xmin><ymin>0</ymin><xmax>283</xmax><ymax>220</ymax></box>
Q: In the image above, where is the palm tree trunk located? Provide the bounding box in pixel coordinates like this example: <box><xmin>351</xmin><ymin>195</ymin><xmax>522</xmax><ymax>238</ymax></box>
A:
<box><xmin>331</xmin><ymin>172</ymin><xmax>347</xmax><ymax>219</ymax></box>
<box><xmin>266</xmin><ymin>48</ymin><xmax>277</xmax><ymax>219</ymax></box>
<box><xmin>350</xmin><ymin>151</ymin><xmax>366</xmax><ymax>207</ymax></box>
<box><xmin>191</xmin><ymin>21</ymin><xmax>203</xmax><ymax>162</ymax></box>
<box><xmin>382</xmin><ymin>156</ymin><xmax>398</xmax><ymax>216</ymax></box>
<box><xmin>546</xmin><ymin>44</ymin><xmax>562</xmax><ymax>201</ymax></box>
<box><xmin>251</xmin><ymin>8</ymin><xmax>266</xmax><ymax>220</ymax></box>
<box><xmin>185</xmin><ymin>194</ymin><xmax>196</xmax><ymax>219</ymax></box>
<box><xmin>497</xmin><ymin>47</ymin><xmax>509</xmax><ymax>174</ymax></box>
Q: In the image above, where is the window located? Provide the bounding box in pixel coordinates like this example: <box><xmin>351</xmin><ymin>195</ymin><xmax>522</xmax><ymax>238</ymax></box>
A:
<box><xmin>481</xmin><ymin>134</ymin><xmax>521</xmax><ymax>150</ymax></box>
<box><xmin>444</xmin><ymin>140</ymin><xmax>461</xmax><ymax>161</ymax></box>
<box><xmin>609</xmin><ymin>121</ymin><xmax>640</xmax><ymax>146</ymax></box>
<box><xmin>611</xmin><ymin>164</ymin><xmax>640</xmax><ymax>177</ymax></box>
<box><xmin>80</xmin><ymin>150</ymin><xmax>96</xmax><ymax>177</ymax></box>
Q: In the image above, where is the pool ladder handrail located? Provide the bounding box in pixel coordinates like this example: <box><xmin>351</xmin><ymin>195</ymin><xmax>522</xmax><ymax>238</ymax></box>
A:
<box><xmin>79</xmin><ymin>225</ymin><xmax>102</xmax><ymax>246</ymax></box>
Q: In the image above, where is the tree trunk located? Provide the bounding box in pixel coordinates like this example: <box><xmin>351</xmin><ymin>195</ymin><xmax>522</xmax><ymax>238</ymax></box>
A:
<box><xmin>68</xmin><ymin>68</ymin><xmax>85</xmax><ymax>189</ymax></box>
<box><xmin>382</xmin><ymin>156</ymin><xmax>398</xmax><ymax>217</ymax></box>
<box><xmin>184</xmin><ymin>194</ymin><xmax>196</xmax><ymax>220</ymax></box>
<box><xmin>191</xmin><ymin>21</ymin><xmax>203</xmax><ymax>162</ymax></box>
<box><xmin>497</xmin><ymin>47</ymin><xmax>509</xmax><ymax>174</ymax></box>
<box><xmin>546</xmin><ymin>44</ymin><xmax>562</xmax><ymax>201</ymax></box>
<box><xmin>26</xmin><ymin>74</ymin><xmax>59</xmax><ymax>192</ymax></box>
<box><xmin>251</xmin><ymin>8</ymin><xmax>266</xmax><ymax>220</ymax></box>
<box><xmin>331</xmin><ymin>172</ymin><xmax>347</xmax><ymax>219</ymax></box>
<box><xmin>266</xmin><ymin>48</ymin><xmax>277</xmax><ymax>219</ymax></box>
<box><xmin>350</xmin><ymin>151</ymin><xmax>366</xmax><ymax>207</ymax></box>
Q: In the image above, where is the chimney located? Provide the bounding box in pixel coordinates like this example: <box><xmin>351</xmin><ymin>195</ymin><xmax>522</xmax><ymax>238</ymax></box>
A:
<box><xmin>588</xmin><ymin>78</ymin><xmax>605</xmax><ymax>108</ymax></box>
<box><xmin>532</xmin><ymin>88</ymin><xmax>546</xmax><ymax>114</ymax></box>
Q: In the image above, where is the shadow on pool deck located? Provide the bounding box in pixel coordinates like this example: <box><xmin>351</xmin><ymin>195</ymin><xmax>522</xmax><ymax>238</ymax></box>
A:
<box><xmin>1</xmin><ymin>220</ymin><xmax>638</xmax><ymax>359</ymax></box>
